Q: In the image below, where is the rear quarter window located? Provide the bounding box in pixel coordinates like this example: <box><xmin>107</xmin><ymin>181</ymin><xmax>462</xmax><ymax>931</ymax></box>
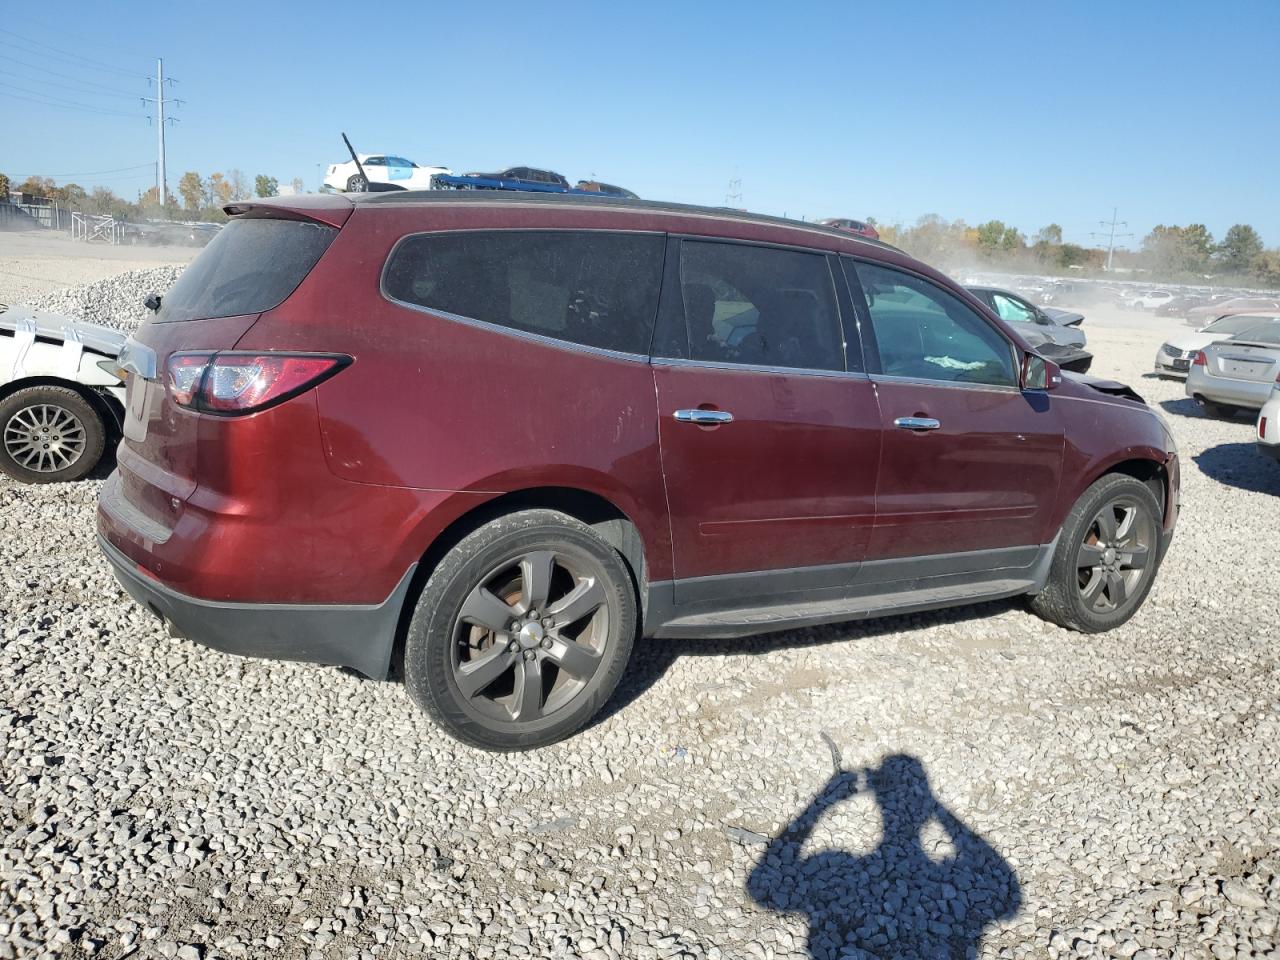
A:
<box><xmin>383</xmin><ymin>230</ymin><xmax>665</xmax><ymax>355</ymax></box>
<box><xmin>156</xmin><ymin>218</ymin><xmax>336</xmax><ymax>323</ymax></box>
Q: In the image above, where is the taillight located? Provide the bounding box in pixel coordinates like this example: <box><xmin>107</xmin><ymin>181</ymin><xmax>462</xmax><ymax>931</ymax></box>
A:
<box><xmin>1191</xmin><ymin>351</ymin><xmax>1207</xmax><ymax>367</ymax></box>
<box><xmin>165</xmin><ymin>352</ymin><xmax>350</xmax><ymax>415</ymax></box>
<box><xmin>1261</xmin><ymin>416</ymin><xmax>1268</xmax><ymax>439</ymax></box>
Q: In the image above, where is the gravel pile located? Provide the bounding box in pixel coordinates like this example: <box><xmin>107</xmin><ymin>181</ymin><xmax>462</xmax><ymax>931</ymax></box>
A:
<box><xmin>1</xmin><ymin>317</ymin><xmax>1278</xmax><ymax>960</ymax></box>
<box><xmin>22</xmin><ymin>266</ymin><xmax>184</xmax><ymax>332</ymax></box>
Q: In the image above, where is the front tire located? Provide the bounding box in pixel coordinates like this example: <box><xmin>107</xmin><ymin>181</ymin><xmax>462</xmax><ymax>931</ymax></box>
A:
<box><xmin>345</xmin><ymin>174</ymin><xmax>368</xmax><ymax>192</ymax></box>
<box><xmin>1030</xmin><ymin>474</ymin><xmax>1164</xmax><ymax>633</ymax></box>
<box><xmin>404</xmin><ymin>509</ymin><xmax>637</xmax><ymax>751</ymax></box>
<box><xmin>0</xmin><ymin>386</ymin><xmax>106</xmax><ymax>484</ymax></box>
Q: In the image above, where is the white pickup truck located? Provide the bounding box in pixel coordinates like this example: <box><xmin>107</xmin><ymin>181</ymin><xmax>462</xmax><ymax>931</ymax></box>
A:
<box><xmin>0</xmin><ymin>305</ymin><xmax>126</xmax><ymax>483</ymax></box>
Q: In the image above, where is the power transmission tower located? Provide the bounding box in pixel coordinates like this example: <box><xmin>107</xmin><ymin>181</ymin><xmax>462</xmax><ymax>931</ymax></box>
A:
<box><xmin>1091</xmin><ymin>207</ymin><xmax>1133</xmax><ymax>273</ymax></box>
<box><xmin>141</xmin><ymin>59</ymin><xmax>181</xmax><ymax>206</ymax></box>
<box><xmin>725</xmin><ymin>176</ymin><xmax>742</xmax><ymax>209</ymax></box>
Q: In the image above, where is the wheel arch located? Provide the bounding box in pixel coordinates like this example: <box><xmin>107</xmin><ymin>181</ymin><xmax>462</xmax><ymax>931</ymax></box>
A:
<box><xmin>1068</xmin><ymin>454</ymin><xmax>1172</xmax><ymax>531</ymax></box>
<box><xmin>388</xmin><ymin>485</ymin><xmax>649</xmax><ymax>680</ymax></box>
<box><xmin>0</xmin><ymin>375</ymin><xmax>120</xmax><ymax>434</ymax></box>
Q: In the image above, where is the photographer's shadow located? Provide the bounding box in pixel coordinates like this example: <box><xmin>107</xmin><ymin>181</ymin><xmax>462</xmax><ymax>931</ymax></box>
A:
<box><xmin>748</xmin><ymin>752</ymin><xmax>1021</xmax><ymax>959</ymax></box>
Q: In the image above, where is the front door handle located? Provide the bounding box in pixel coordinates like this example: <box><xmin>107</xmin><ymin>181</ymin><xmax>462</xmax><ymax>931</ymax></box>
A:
<box><xmin>894</xmin><ymin>416</ymin><xmax>941</xmax><ymax>431</ymax></box>
<box><xmin>674</xmin><ymin>409</ymin><xmax>734</xmax><ymax>425</ymax></box>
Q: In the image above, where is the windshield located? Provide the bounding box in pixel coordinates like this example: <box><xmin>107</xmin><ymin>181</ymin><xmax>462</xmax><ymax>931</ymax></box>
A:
<box><xmin>156</xmin><ymin>218</ymin><xmax>336</xmax><ymax>323</ymax></box>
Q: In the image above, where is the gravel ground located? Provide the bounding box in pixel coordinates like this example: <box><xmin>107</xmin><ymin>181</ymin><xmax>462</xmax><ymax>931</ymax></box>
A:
<box><xmin>0</xmin><ymin>232</ymin><xmax>192</xmax><ymax>309</ymax></box>
<box><xmin>1</xmin><ymin>274</ymin><xmax>1278</xmax><ymax>960</ymax></box>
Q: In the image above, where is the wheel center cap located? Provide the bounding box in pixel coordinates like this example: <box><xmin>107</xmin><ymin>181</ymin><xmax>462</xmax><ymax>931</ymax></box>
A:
<box><xmin>1102</xmin><ymin>547</ymin><xmax>1117</xmax><ymax>565</ymax></box>
<box><xmin>517</xmin><ymin>622</ymin><xmax>545</xmax><ymax>650</ymax></box>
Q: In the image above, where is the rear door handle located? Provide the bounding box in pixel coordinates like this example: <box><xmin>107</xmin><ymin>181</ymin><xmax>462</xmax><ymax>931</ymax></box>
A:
<box><xmin>674</xmin><ymin>409</ymin><xmax>734</xmax><ymax>425</ymax></box>
<box><xmin>894</xmin><ymin>416</ymin><xmax>941</xmax><ymax>431</ymax></box>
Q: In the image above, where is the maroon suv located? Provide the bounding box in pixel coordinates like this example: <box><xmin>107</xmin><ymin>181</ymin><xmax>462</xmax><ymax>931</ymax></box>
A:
<box><xmin>98</xmin><ymin>193</ymin><xmax>1179</xmax><ymax>749</ymax></box>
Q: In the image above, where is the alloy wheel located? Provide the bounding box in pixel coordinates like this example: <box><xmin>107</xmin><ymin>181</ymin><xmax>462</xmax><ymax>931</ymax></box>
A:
<box><xmin>451</xmin><ymin>550</ymin><xmax>610</xmax><ymax>724</ymax></box>
<box><xmin>4</xmin><ymin>404</ymin><xmax>88</xmax><ymax>474</ymax></box>
<box><xmin>1075</xmin><ymin>496</ymin><xmax>1156</xmax><ymax>613</ymax></box>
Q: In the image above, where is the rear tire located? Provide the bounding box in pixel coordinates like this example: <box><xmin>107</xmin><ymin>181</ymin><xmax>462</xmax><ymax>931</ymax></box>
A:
<box><xmin>404</xmin><ymin>509</ymin><xmax>636</xmax><ymax>751</ymax></box>
<box><xmin>1194</xmin><ymin>396</ymin><xmax>1239</xmax><ymax>419</ymax></box>
<box><xmin>1030</xmin><ymin>474</ymin><xmax>1164</xmax><ymax>633</ymax></box>
<box><xmin>345</xmin><ymin>174</ymin><xmax>368</xmax><ymax>192</ymax></box>
<box><xmin>0</xmin><ymin>385</ymin><xmax>106</xmax><ymax>484</ymax></box>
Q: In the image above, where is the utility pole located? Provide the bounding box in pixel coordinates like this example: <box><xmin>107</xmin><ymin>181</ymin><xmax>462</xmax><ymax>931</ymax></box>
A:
<box><xmin>1091</xmin><ymin>207</ymin><xmax>1134</xmax><ymax>273</ymax></box>
<box><xmin>725</xmin><ymin>176</ymin><xmax>742</xmax><ymax>209</ymax></box>
<box><xmin>142</xmin><ymin>59</ymin><xmax>181</xmax><ymax>207</ymax></box>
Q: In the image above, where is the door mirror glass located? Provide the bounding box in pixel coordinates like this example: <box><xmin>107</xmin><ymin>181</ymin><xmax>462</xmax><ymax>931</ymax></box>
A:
<box><xmin>1022</xmin><ymin>353</ymin><xmax>1061</xmax><ymax>390</ymax></box>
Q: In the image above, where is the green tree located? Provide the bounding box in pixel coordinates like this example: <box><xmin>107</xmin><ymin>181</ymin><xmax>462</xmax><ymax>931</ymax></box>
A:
<box><xmin>254</xmin><ymin>174</ymin><xmax>278</xmax><ymax>198</ymax></box>
<box><xmin>178</xmin><ymin>171</ymin><xmax>204</xmax><ymax>212</ymax></box>
<box><xmin>1217</xmin><ymin>224</ymin><xmax>1264</xmax><ymax>274</ymax></box>
<box><xmin>0</xmin><ymin>172</ymin><xmax>9</xmax><ymax>199</ymax></box>
<box><xmin>1143</xmin><ymin>224</ymin><xmax>1214</xmax><ymax>276</ymax></box>
<box><xmin>1251</xmin><ymin>250</ymin><xmax>1280</xmax><ymax>287</ymax></box>
<box><xmin>975</xmin><ymin>220</ymin><xmax>1023</xmax><ymax>255</ymax></box>
<box><xmin>1036</xmin><ymin>224</ymin><xmax>1063</xmax><ymax>245</ymax></box>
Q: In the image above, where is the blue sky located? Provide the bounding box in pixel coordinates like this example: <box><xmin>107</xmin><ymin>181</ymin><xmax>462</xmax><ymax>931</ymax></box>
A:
<box><xmin>3</xmin><ymin>0</ymin><xmax>1278</xmax><ymax>248</ymax></box>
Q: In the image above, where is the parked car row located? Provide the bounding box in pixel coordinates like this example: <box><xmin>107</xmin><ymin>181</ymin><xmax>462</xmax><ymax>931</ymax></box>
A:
<box><xmin>323</xmin><ymin>154</ymin><xmax>641</xmax><ymax>199</ymax></box>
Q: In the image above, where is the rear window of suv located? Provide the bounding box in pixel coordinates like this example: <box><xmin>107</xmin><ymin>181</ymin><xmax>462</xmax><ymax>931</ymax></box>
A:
<box><xmin>383</xmin><ymin>230</ymin><xmax>665</xmax><ymax>355</ymax></box>
<box><xmin>156</xmin><ymin>217</ymin><xmax>337</xmax><ymax>323</ymax></box>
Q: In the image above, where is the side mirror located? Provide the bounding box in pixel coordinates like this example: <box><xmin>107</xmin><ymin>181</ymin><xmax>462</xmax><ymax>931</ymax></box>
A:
<box><xmin>143</xmin><ymin>293</ymin><xmax>162</xmax><ymax>312</ymax></box>
<box><xmin>1022</xmin><ymin>353</ymin><xmax>1062</xmax><ymax>391</ymax></box>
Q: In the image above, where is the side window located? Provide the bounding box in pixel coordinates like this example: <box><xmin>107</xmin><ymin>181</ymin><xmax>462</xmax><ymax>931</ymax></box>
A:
<box><xmin>678</xmin><ymin>241</ymin><xmax>845</xmax><ymax>372</ymax></box>
<box><xmin>383</xmin><ymin>231</ymin><xmax>665</xmax><ymax>355</ymax></box>
<box><xmin>849</xmin><ymin>261</ymin><xmax>1016</xmax><ymax>387</ymax></box>
<box><xmin>991</xmin><ymin>293</ymin><xmax>1036</xmax><ymax>324</ymax></box>
<box><xmin>364</xmin><ymin>156</ymin><xmax>386</xmax><ymax>166</ymax></box>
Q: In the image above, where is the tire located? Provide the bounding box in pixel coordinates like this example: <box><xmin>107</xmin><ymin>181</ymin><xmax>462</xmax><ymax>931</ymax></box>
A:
<box><xmin>345</xmin><ymin>174</ymin><xmax>368</xmax><ymax>193</ymax></box>
<box><xmin>1194</xmin><ymin>396</ymin><xmax>1238</xmax><ymax>419</ymax></box>
<box><xmin>1030</xmin><ymin>473</ymin><xmax>1164</xmax><ymax>633</ymax></box>
<box><xmin>0</xmin><ymin>385</ymin><xmax>106</xmax><ymax>484</ymax></box>
<box><xmin>404</xmin><ymin>509</ymin><xmax>637</xmax><ymax>751</ymax></box>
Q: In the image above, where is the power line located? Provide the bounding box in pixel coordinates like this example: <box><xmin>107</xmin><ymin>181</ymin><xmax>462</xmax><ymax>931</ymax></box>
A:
<box><xmin>0</xmin><ymin>66</ymin><xmax>139</xmax><ymax>101</ymax></box>
<box><xmin>0</xmin><ymin>85</ymin><xmax>143</xmax><ymax>118</ymax></box>
<box><xmin>0</xmin><ymin>27</ymin><xmax>144</xmax><ymax>78</ymax></box>
<box><xmin>0</xmin><ymin>55</ymin><xmax>141</xmax><ymax>96</ymax></box>
<box><xmin>0</xmin><ymin>80</ymin><xmax>142</xmax><ymax>117</ymax></box>
<box><xmin>11</xmin><ymin>163</ymin><xmax>155</xmax><ymax>178</ymax></box>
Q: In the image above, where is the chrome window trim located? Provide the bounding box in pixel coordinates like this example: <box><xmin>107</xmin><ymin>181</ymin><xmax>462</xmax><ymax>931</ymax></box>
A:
<box><xmin>378</xmin><ymin>228</ymin><xmax>666</xmax><ymax>364</ymax></box>
<box><xmin>869</xmin><ymin>372</ymin><xmax>1021</xmax><ymax>394</ymax></box>
<box><xmin>651</xmin><ymin>356</ymin><xmax>870</xmax><ymax>381</ymax></box>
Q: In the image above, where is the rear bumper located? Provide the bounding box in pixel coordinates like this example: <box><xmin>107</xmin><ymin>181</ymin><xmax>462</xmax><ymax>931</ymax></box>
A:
<box><xmin>1259</xmin><ymin>442</ymin><xmax>1280</xmax><ymax>462</ymax></box>
<box><xmin>98</xmin><ymin>534</ymin><xmax>416</xmax><ymax>679</ymax></box>
<box><xmin>1186</xmin><ymin>371</ymin><xmax>1271</xmax><ymax>408</ymax></box>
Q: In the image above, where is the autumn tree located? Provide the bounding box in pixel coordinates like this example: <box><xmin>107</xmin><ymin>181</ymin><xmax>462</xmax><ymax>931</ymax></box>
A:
<box><xmin>1216</xmin><ymin>224</ymin><xmax>1264</xmax><ymax>274</ymax></box>
<box><xmin>0</xmin><ymin>173</ymin><xmax>9</xmax><ymax>199</ymax></box>
<box><xmin>1251</xmin><ymin>250</ymin><xmax>1280</xmax><ymax>287</ymax></box>
<box><xmin>178</xmin><ymin>171</ymin><xmax>204</xmax><ymax>212</ymax></box>
<box><xmin>16</xmin><ymin>176</ymin><xmax>55</xmax><ymax>197</ymax></box>
<box><xmin>254</xmin><ymin>174</ymin><xmax>278</xmax><ymax>198</ymax></box>
<box><xmin>208</xmin><ymin>172</ymin><xmax>233</xmax><ymax>206</ymax></box>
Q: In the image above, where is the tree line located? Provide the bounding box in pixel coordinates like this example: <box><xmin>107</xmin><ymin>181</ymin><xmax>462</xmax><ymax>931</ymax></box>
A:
<box><xmin>875</xmin><ymin>215</ymin><xmax>1279</xmax><ymax>287</ymax></box>
<box><xmin>0</xmin><ymin>170</ymin><xmax>305</xmax><ymax>223</ymax></box>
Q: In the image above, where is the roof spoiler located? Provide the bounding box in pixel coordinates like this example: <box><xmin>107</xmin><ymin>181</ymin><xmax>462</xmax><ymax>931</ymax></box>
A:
<box><xmin>223</xmin><ymin>193</ymin><xmax>354</xmax><ymax>228</ymax></box>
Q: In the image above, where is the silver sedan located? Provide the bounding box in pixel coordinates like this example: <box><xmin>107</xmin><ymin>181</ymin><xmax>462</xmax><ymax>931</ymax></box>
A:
<box><xmin>1186</xmin><ymin>319</ymin><xmax>1280</xmax><ymax>417</ymax></box>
